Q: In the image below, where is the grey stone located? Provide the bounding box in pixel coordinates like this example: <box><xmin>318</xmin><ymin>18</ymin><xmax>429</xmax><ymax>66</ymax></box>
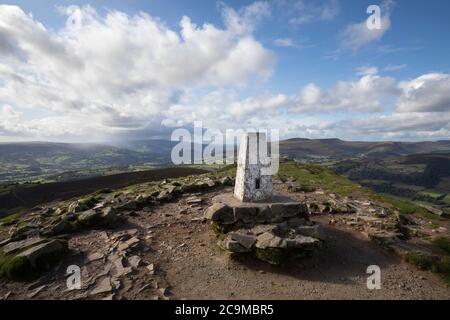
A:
<box><xmin>101</xmin><ymin>206</ymin><xmax>119</xmax><ymax>225</ymax></box>
<box><xmin>255</xmin><ymin>232</ymin><xmax>284</xmax><ymax>249</ymax></box>
<box><xmin>87</xmin><ymin>252</ymin><xmax>104</xmax><ymax>262</ymax></box>
<box><xmin>117</xmin><ymin>201</ymin><xmax>138</xmax><ymax>211</ymax></box>
<box><xmin>186</xmin><ymin>197</ymin><xmax>202</xmax><ymax>205</ymax></box>
<box><xmin>2</xmin><ymin>237</ymin><xmax>46</xmax><ymax>255</ymax></box>
<box><xmin>68</xmin><ymin>201</ymin><xmax>89</xmax><ymax>213</ymax></box>
<box><xmin>255</xmin><ymin>206</ymin><xmax>271</xmax><ymax>223</ymax></box>
<box><xmin>230</xmin><ymin>231</ymin><xmax>257</xmax><ymax>250</ymax></box>
<box><xmin>147</xmin><ymin>263</ymin><xmax>155</xmax><ymax>275</ymax></box>
<box><xmin>126</xmin><ymin>237</ymin><xmax>140</xmax><ymax>248</ymax></box>
<box><xmin>284</xmin><ymin>235</ymin><xmax>320</xmax><ymax>249</ymax></box>
<box><xmin>128</xmin><ymin>255</ymin><xmax>143</xmax><ymax>269</ymax></box>
<box><xmin>287</xmin><ymin>217</ymin><xmax>307</xmax><ymax>228</ymax></box>
<box><xmin>62</xmin><ymin>212</ymin><xmax>77</xmax><ymax>222</ymax></box>
<box><xmin>27</xmin><ymin>285</ymin><xmax>46</xmax><ymax>299</ymax></box>
<box><xmin>204</xmin><ymin>203</ymin><xmax>234</xmax><ymax>224</ymax></box>
<box><xmin>220</xmin><ymin>176</ymin><xmax>233</xmax><ymax>186</ymax></box>
<box><xmin>295</xmin><ymin>224</ymin><xmax>326</xmax><ymax>240</ymax></box>
<box><xmin>219</xmin><ymin>237</ymin><xmax>250</xmax><ymax>253</ymax></box>
<box><xmin>251</xmin><ymin>224</ymin><xmax>278</xmax><ymax>236</ymax></box>
<box><xmin>50</xmin><ymin>219</ymin><xmax>72</xmax><ymax>235</ymax></box>
<box><xmin>157</xmin><ymin>190</ymin><xmax>173</xmax><ymax>202</ymax></box>
<box><xmin>234</xmin><ymin>206</ymin><xmax>257</xmax><ymax>223</ymax></box>
<box><xmin>17</xmin><ymin>240</ymin><xmax>67</xmax><ymax>267</ymax></box>
<box><xmin>78</xmin><ymin>210</ymin><xmax>100</xmax><ymax>225</ymax></box>
<box><xmin>270</xmin><ymin>202</ymin><xmax>305</xmax><ymax>218</ymax></box>
<box><xmin>396</xmin><ymin>213</ymin><xmax>416</xmax><ymax>226</ymax></box>
<box><xmin>113</xmin><ymin>256</ymin><xmax>132</xmax><ymax>277</ymax></box>
<box><xmin>90</xmin><ymin>277</ymin><xmax>113</xmax><ymax>296</ymax></box>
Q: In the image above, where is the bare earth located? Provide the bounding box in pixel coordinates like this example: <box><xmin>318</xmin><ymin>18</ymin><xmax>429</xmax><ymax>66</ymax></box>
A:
<box><xmin>1</xmin><ymin>185</ymin><xmax>449</xmax><ymax>300</ymax></box>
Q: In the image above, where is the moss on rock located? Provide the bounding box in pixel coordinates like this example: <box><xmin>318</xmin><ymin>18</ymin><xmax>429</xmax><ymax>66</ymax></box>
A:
<box><xmin>255</xmin><ymin>248</ymin><xmax>286</xmax><ymax>265</ymax></box>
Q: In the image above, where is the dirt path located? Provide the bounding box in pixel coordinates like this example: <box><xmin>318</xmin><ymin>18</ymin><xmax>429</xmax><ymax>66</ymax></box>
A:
<box><xmin>1</xmin><ymin>186</ymin><xmax>449</xmax><ymax>300</ymax></box>
<box><xmin>156</xmin><ymin>209</ymin><xmax>449</xmax><ymax>300</ymax></box>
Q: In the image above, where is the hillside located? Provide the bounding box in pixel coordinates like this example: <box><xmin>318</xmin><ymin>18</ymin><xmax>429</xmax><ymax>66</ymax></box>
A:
<box><xmin>332</xmin><ymin>153</ymin><xmax>450</xmax><ymax>217</ymax></box>
<box><xmin>0</xmin><ymin>161</ymin><xmax>449</xmax><ymax>300</ymax></box>
<box><xmin>279</xmin><ymin>138</ymin><xmax>450</xmax><ymax>161</ymax></box>
<box><xmin>2</xmin><ymin>138</ymin><xmax>450</xmax><ymax>184</ymax></box>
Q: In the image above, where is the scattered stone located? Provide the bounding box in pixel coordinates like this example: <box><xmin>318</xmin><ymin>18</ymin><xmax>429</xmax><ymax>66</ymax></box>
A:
<box><xmin>87</xmin><ymin>252</ymin><xmax>104</xmax><ymax>263</ymax></box>
<box><xmin>2</xmin><ymin>291</ymin><xmax>12</xmax><ymax>300</ymax></box>
<box><xmin>50</xmin><ymin>219</ymin><xmax>72</xmax><ymax>235</ymax></box>
<box><xmin>90</xmin><ymin>277</ymin><xmax>113</xmax><ymax>296</ymax></box>
<box><xmin>220</xmin><ymin>176</ymin><xmax>233</xmax><ymax>186</ymax></box>
<box><xmin>16</xmin><ymin>239</ymin><xmax>68</xmax><ymax>268</ymax></box>
<box><xmin>147</xmin><ymin>263</ymin><xmax>155</xmax><ymax>275</ymax></box>
<box><xmin>78</xmin><ymin>210</ymin><xmax>100</xmax><ymax>226</ymax></box>
<box><xmin>27</xmin><ymin>285</ymin><xmax>46</xmax><ymax>299</ymax></box>
<box><xmin>2</xmin><ymin>237</ymin><xmax>46</xmax><ymax>255</ymax></box>
<box><xmin>186</xmin><ymin>197</ymin><xmax>202</xmax><ymax>205</ymax></box>
<box><xmin>113</xmin><ymin>256</ymin><xmax>132</xmax><ymax>277</ymax></box>
<box><xmin>68</xmin><ymin>201</ymin><xmax>89</xmax><ymax>213</ymax></box>
<box><xmin>62</xmin><ymin>212</ymin><xmax>77</xmax><ymax>222</ymax></box>
<box><xmin>128</xmin><ymin>255</ymin><xmax>143</xmax><ymax>269</ymax></box>
<box><xmin>157</xmin><ymin>190</ymin><xmax>173</xmax><ymax>202</ymax></box>
<box><xmin>117</xmin><ymin>201</ymin><xmax>138</xmax><ymax>211</ymax></box>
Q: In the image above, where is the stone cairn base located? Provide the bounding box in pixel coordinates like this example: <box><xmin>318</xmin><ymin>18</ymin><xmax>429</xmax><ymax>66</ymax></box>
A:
<box><xmin>205</xmin><ymin>193</ymin><xmax>325</xmax><ymax>265</ymax></box>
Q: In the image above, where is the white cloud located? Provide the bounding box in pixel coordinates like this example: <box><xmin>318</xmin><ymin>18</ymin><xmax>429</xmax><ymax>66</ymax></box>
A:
<box><xmin>397</xmin><ymin>73</ymin><xmax>450</xmax><ymax>113</ymax></box>
<box><xmin>356</xmin><ymin>66</ymin><xmax>378</xmax><ymax>76</ymax></box>
<box><xmin>290</xmin><ymin>71</ymin><xmax>398</xmax><ymax>113</ymax></box>
<box><xmin>230</xmin><ymin>93</ymin><xmax>290</xmax><ymax>117</ymax></box>
<box><xmin>0</xmin><ymin>4</ymin><xmax>275</xmax><ymax>139</ymax></box>
<box><xmin>327</xmin><ymin>112</ymin><xmax>450</xmax><ymax>140</ymax></box>
<box><xmin>273</xmin><ymin>38</ymin><xmax>314</xmax><ymax>49</ymax></box>
<box><xmin>384</xmin><ymin>64</ymin><xmax>407</xmax><ymax>71</ymax></box>
<box><xmin>285</xmin><ymin>0</ymin><xmax>340</xmax><ymax>25</ymax></box>
<box><xmin>273</xmin><ymin>38</ymin><xmax>295</xmax><ymax>47</ymax></box>
<box><xmin>220</xmin><ymin>1</ymin><xmax>271</xmax><ymax>35</ymax></box>
<box><xmin>164</xmin><ymin>70</ymin><xmax>398</xmax><ymax>122</ymax></box>
<box><xmin>340</xmin><ymin>0</ymin><xmax>394</xmax><ymax>51</ymax></box>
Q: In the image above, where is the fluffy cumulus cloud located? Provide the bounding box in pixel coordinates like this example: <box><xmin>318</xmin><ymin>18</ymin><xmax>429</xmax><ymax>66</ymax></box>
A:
<box><xmin>397</xmin><ymin>73</ymin><xmax>450</xmax><ymax>113</ymax></box>
<box><xmin>0</xmin><ymin>3</ymin><xmax>275</xmax><ymax>140</ymax></box>
<box><xmin>340</xmin><ymin>0</ymin><xmax>393</xmax><ymax>51</ymax></box>
<box><xmin>218</xmin><ymin>69</ymin><xmax>398</xmax><ymax>118</ymax></box>
<box><xmin>1</xmin><ymin>2</ymin><xmax>450</xmax><ymax>142</ymax></box>
<box><xmin>291</xmin><ymin>71</ymin><xmax>398</xmax><ymax>113</ymax></box>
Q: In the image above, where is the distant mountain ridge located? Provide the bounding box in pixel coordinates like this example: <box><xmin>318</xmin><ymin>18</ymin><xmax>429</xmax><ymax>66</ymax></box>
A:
<box><xmin>279</xmin><ymin>138</ymin><xmax>450</xmax><ymax>159</ymax></box>
<box><xmin>1</xmin><ymin>138</ymin><xmax>450</xmax><ymax>183</ymax></box>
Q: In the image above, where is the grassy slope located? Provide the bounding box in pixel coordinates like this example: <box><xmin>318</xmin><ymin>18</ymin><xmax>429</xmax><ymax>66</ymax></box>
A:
<box><xmin>276</xmin><ymin>160</ymin><xmax>440</xmax><ymax>220</ymax></box>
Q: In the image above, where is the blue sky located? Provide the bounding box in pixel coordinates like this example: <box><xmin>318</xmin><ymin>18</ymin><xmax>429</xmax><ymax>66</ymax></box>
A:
<box><xmin>1</xmin><ymin>0</ymin><xmax>450</xmax><ymax>142</ymax></box>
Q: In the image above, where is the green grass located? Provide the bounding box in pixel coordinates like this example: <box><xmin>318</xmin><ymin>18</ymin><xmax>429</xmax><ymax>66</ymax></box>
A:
<box><xmin>371</xmin><ymin>193</ymin><xmax>439</xmax><ymax>220</ymax></box>
<box><xmin>0</xmin><ymin>213</ymin><xmax>18</xmax><ymax>223</ymax></box>
<box><xmin>404</xmin><ymin>237</ymin><xmax>450</xmax><ymax>286</ymax></box>
<box><xmin>277</xmin><ymin>161</ymin><xmax>362</xmax><ymax>196</ymax></box>
<box><xmin>417</xmin><ymin>191</ymin><xmax>446</xmax><ymax>199</ymax></box>
<box><xmin>404</xmin><ymin>253</ymin><xmax>450</xmax><ymax>285</ymax></box>
<box><xmin>432</xmin><ymin>237</ymin><xmax>450</xmax><ymax>255</ymax></box>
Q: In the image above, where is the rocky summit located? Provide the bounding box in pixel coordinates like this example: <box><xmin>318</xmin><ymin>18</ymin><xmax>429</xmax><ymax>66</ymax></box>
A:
<box><xmin>0</xmin><ymin>161</ymin><xmax>449</xmax><ymax>300</ymax></box>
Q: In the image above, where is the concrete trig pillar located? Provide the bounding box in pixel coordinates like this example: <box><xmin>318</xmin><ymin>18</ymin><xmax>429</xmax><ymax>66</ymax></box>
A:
<box><xmin>234</xmin><ymin>132</ymin><xmax>273</xmax><ymax>202</ymax></box>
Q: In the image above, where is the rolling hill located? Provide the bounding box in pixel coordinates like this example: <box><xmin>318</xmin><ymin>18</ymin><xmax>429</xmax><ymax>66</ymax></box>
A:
<box><xmin>1</xmin><ymin>138</ymin><xmax>450</xmax><ymax>183</ymax></box>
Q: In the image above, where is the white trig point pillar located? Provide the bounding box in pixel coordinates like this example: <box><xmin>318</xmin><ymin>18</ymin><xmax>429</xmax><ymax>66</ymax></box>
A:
<box><xmin>234</xmin><ymin>132</ymin><xmax>273</xmax><ymax>202</ymax></box>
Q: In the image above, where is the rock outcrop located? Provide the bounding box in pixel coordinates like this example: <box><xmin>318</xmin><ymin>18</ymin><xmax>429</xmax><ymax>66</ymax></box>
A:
<box><xmin>205</xmin><ymin>193</ymin><xmax>324</xmax><ymax>264</ymax></box>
